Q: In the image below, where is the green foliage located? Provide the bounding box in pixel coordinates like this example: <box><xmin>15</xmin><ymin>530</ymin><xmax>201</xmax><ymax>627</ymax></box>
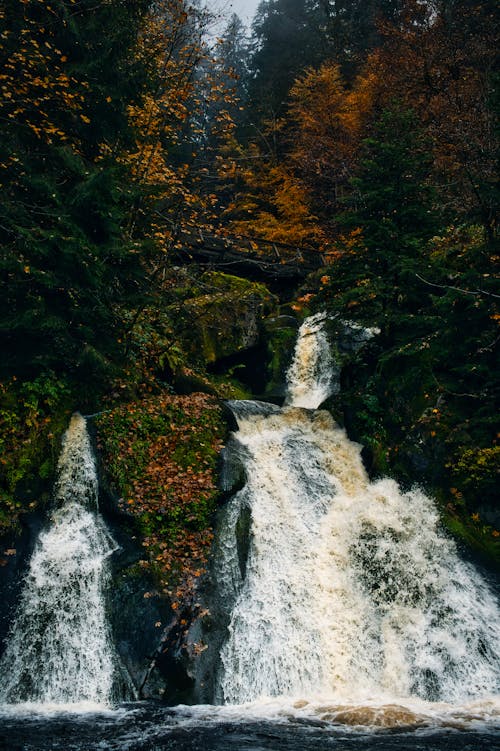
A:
<box><xmin>96</xmin><ymin>392</ymin><xmax>226</xmax><ymax>602</ymax></box>
<box><xmin>353</xmin><ymin>111</ymin><xmax>437</xmax><ymax>237</ymax></box>
<box><xmin>0</xmin><ymin>0</ymin><xmax>151</xmax><ymax>385</ymax></box>
<box><xmin>0</xmin><ymin>374</ymin><xmax>72</xmax><ymax>534</ymax></box>
<box><xmin>449</xmin><ymin>447</ymin><xmax>499</xmax><ymax>507</ymax></box>
<box><xmin>319</xmin><ymin>221</ymin><xmax>499</xmax><ymax>560</ymax></box>
<box><xmin>311</xmin><ymin>104</ymin><xmax>499</xmax><ymax>566</ymax></box>
<box><xmin>340</xmin><ymin>105</ymin><xmax>439</xmax><ymax>310</ymax></box>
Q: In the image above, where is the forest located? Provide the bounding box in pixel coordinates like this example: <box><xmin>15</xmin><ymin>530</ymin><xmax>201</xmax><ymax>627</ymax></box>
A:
<box><xmin>0</xmin><ymin>0</ymin><xmax>498</xmax><ymax>599</ymax></box>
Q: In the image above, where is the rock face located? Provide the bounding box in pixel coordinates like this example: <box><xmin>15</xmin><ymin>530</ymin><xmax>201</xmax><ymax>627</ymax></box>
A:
<box><xmin>182</xmin><ymin>272</ymin><xmax>276</xmax><ymax>365</ymax></box>
<box><xmin>262</xmin><ymin>314</ymin><xmax>299</xmax><ymax>400</ymax></box>
<box><xmin>104</xmin><ymin>516</ymin><xmax>174</xmax><ymax>700</ymax></box>
<box><xmin>94</xmin><ymin>392</ymin><xmax>228</xmax><ymax>702</ymax></box>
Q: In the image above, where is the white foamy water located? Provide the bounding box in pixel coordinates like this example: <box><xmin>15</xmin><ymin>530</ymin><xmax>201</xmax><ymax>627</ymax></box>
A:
<box><xmin>285</xmin><ymin>311</ymin><xmax>337</xmax><ymax>408</ymax></box>
<box><xmin>0</xmin><ymin>414</ymin><xmax>119</xmax><ymax>706</ymax></box>
<box><xmin>174</xmin><ymin>695</ymin><xmax>500</xmax><ymax>733</ymax></box>
<box><xmin>215</xmin><ymin>314</ymin><xmax>500</xmax><ymax>724</ymax></box>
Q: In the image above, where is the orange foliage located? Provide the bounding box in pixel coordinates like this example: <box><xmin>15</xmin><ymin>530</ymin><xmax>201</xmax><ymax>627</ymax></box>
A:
<box><xmin>0</xmin><ymin>4</ymin><xmax>89</xmax><ymax>153</ymax></box>
<box><xmin>122</xmin><ymin>0</ymin><xmax>238</xmax><ymax>252</ymax></box>
<box><xmin>288</xmin><ymin>62</ymin><xmax>380</xmax><ymax>214</ymax></box>
<box><xmin>229</xmin><ymin>161</ymin><xmax>326</xmax><ymax>248</ymax></box>
<box><xmin>223</xmin><ymin>61</ymin><xmax>380</xmax><ymax>251</ymax></box>
<box><xmin>372</xmin><ymin>0</ymin><xmax>498</xmax><ymax>235</ymax></box>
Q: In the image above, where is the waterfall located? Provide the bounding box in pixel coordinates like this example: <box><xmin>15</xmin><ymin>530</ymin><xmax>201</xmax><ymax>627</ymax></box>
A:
<box><xmin>216</xmin><ymin>314</ymin><xmax>500</xmax><ymax>706</ymax></box>
<box><xmin>0</xmin><ymin>414</ymin><xmax>120</xmax><ymax>707</ymax></box>
<box><xmin>284</xmin><ymin>311</ymin><xmax>336</xmax><ymax>408</ymax></box>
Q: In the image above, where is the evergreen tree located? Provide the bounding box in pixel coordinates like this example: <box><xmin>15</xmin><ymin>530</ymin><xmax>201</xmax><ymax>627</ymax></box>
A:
<box><xmin>246</xmin><ymin>0</ymin><xmax>405</xmax><ymax>121</ymax></box>
<box><xmin>219</xmin><ymin>13</ymin><xmax>251</xmax><ymax>107</ymax></box>
<box><xmin>317</xmin><ymin>0</ymin><xmax>404</xmax><ymax>76</ymax></box>
<box><xmin>247</xmin><ymin>0</ymin><xmax>328</xmax><ymax>117</ymax></box>
<box><xmin>0</xmin><ymin>0</ymin><xmax>151</xmax><ymax>385</ymax></box>
<box><xmin>344</xmin><ymin>104</ymin><xmax>440</xmax><ymax>314</ymax></box>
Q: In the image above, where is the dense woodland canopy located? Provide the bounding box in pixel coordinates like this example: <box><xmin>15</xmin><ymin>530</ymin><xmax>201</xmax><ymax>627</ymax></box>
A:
<box><xmin>0</xmin><ymin>0</ymin><xmax>498</xmax><ymax>568</ymax></box>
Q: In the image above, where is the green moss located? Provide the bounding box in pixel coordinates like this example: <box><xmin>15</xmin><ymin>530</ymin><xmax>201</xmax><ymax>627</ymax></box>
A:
<box><xmin>263</xmin><ymin>321</ymin><xmax>298</xmax><ymax>398</ymax></box>
<box><xmin>179</xmin><ymin>272</ymin><xmax>276</xmax><ymax>365</ymax></box>
<box><xmin>207</xmin><ymin>375</ymin><xmax>251</xmax><ymax>400</ymax></box>
<box><xmin>0</xmin><ymin>375</ymin><xmax>73</xmax><ymax>535</ymax></box>
<box><xmin>200</xmin><ymin>272</ymin><xmax>271</xmax><ymax>297</ymax></box>
<box><xmin>442</xmin><ymin>511</ymin><xmax>500</xmax><ymax>566</ymax></box>
<box><xmin>96</xmin><ymin>392</ymin><xmax>227</xmax><ymax>600</ymax></box>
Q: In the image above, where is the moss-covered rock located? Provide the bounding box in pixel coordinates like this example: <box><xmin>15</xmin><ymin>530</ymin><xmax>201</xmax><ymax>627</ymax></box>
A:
<box><xmin>95</xmin><ymin>390</ymin><xmax>230</xmax><ymax>699</ymax></box>
<box><xmin>96</xmin><ymin>392</ymin><xmax>226</xmax><ymax>602</ymax></box>
<box><xmin>180</xmin><ymin>272</ymin><xmax>276</xmax><ymax>365</ymax></box>
<box><xmin>0</xmin><ymin>375</ymin><xmax>74</xmax><ymax>539</ymax></box>
<box><xmin>262</xmin><ymin>314</ymin><xmax>299</xmax><ymax>400</ymax></box>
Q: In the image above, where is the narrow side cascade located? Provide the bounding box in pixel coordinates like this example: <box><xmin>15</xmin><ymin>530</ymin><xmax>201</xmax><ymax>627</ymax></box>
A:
<box><xmin>284</xmin><ymin>311</ymin><xmax>336</xmax><ymax>408</ymax></box>
<box><xmin>215</xmin><ymin>314</ymin><xmax>500</xmax><ymax>706</ymax></box>
<box><xmin>0</xmin><ymin>414</ymin><xmax>121</xmax><ymax>707</ymax></box>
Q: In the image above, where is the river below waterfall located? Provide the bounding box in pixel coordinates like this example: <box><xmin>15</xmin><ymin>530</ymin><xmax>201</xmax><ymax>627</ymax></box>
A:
<box><xmin>1</xmin><ymin>313</ymin><xmax>499</xmax><ymax>750</ymax></box>
<box><xmin>1</xmin><ymin>700</ymin><xmax>499</xmax><ymax>751</ymax></box>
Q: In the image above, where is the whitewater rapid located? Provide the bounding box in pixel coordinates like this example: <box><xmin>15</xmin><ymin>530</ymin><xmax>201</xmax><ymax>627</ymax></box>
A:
<box><xmin>0</xmin><ymin>414</ymin><xmax>120</xmax><ymax>706</ymax></box>
<box><xmin>214</xmin><ymin>314</ymin><xmax>500</xmax><ymax>718</ymax></box>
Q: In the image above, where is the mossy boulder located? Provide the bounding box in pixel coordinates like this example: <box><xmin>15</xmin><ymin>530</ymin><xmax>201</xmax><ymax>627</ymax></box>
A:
<box><xmin>96</xmin><ymin>392</ymin><xmax>226</xmax><ymax>599</ymax></box>
<box><xmin>181</xmin><ymin>272</ymin><xmax>276</xmax><ymax>365</ymax></box>
<box><xmin>95</xmin><ymin>391</ymin><xmax>229</xmax><ymax>698</ymax></box>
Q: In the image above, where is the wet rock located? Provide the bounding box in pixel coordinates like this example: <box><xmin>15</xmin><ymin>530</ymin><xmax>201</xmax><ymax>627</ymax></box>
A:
<box><xmin>263</xmin><ymin>314</ymin><xmax>299</xmax><ymax>400</ymax></box>
<box><xmin>182</xmin><ymin>272</ymin><xmax>276</xmax><ymax>365</ymax></box>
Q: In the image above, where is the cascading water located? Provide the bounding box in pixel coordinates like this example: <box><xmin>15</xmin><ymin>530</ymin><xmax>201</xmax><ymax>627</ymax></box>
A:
<box><xmin>284</xmin><ymin>311</ymin><xmax>336</xmax><ymax>408</ymax></box>
<box><xmin>216</xmin><ymin>314</ymin><xmax>500</xmax><ymax>709</ymax></box>
<box><xmin>0</xmin><ymin>414</ymin><xmax>120</xmax><ymax>707</ymax></box>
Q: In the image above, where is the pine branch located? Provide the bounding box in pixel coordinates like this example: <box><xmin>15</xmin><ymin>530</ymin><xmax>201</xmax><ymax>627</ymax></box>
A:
<box><xmin>415</xmin><ymin>272</ymin><xmax>500</xmax><ymax>299</ymax></box>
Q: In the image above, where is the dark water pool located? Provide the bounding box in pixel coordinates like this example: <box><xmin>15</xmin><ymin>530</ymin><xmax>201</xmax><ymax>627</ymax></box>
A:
<box><xmin>1</xmin><ymin>702</ymin><xmax>499</xmax><ymax>751</ymax></box>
